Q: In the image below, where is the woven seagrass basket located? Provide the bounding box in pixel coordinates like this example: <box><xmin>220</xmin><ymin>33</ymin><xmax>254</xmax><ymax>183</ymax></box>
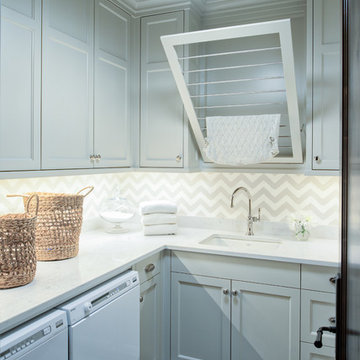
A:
<box><xmin>0</xmin><ymin>194</ymin><xmax>39</xmax><ymax>289</ymax></box>
<box><xmin>8</xmin><ymin>186</ymin><xmax>93</xmax><ymax>261</ymax></box>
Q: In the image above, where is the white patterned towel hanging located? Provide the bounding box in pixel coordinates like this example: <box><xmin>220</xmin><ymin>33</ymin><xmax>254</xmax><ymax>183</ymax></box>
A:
<box><xmin>204</xmin><ymin>114</ymin><xmax>281</xmax><ymax>165</ymax></box>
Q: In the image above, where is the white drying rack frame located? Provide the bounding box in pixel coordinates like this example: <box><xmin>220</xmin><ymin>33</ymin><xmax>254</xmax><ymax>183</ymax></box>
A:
<box><xmin>161</xmin><ymin>19</ymin><xmax>303</xmax><ymax>164</ymax></box>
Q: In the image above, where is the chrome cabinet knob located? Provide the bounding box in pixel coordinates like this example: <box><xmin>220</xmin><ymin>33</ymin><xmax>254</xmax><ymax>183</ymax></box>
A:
<box><xmin>176</xmin><ymin>155</ymin><xmax>182</xmax><ymax>162</ymax></box>
<box><xmin>145</xmin><ymin>263</ymin><xmax>155</xmax><ymax>273</ymax></box>
<box><xmin>139</xmin><ymin>296</ymin><xmax>144</xmax><ymax>303</ymax></box>
<box><xmin>329</xmin><ymin>276</ymin><xmax>336</xmax><ymax>285</ymax></box>
<box><xmin>89</xmin><ymin>155</ymin><xmax>95</xmax><ymax>161</ymax></box>
<box><xmin>231</xmin><ymin>290</ymin><xmax>238</xmax><ymax>296</ymax></box>
<box><xmin>328</xmin><ymin>316</ymin><xmax>336</xmax><ymax>324</ymax></box>
<box><xmin>223</xmin><ymin>289</ymin><xmax>229</xmax><ymax>295</ymax></box>
<box><xmin>314</xmin><ymin>155</ymin><xmax>320</xmax><ymax>162</ymax></box>
<box><xmin>95</xmin><ymin>154</ymin><xmax>101</xmax><ymax>160</ymax></box>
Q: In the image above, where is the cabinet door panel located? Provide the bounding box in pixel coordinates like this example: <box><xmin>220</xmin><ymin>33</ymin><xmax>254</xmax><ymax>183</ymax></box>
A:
<box><xmin>232</xmin><ymin>281</ymin><xmax>300</xmax><ymax>360</ymax></box>
<box><xmin>300</xmin><ymin>342</ymin><xmax>335</xmax><ymax>360</ymax></box>
<box><xmin>171</xmin><ymin>272</ymin><xmax>231</xmax><ymax>360</ymax></box>
<box><xmin>0</xmin><ymin>1</ymin><xmax>41</xmax><ymax>170</ymax></box>
<box><xmin>1</xmin><ymin>0</ymin><xmax>35</xmax><ymax>18</ymax></box>
<box><xmin>48</xmin><ymin>0</ymin><xmax>90</xmax><ymax>43</ymax></box>
<box><xmin>140</xmin><ymin>12</ymin><xmax>184</xmax><ymax>168</ymax></box>
<box><xmin>94</xmin><ymin>0</ymin><xmax>130</xmax><ymax>167</ymax></box>
<box><xmin>42</xmin><ymin>0</ymin><xmax>94</xmax><ymax>169</ymax></box>
<box><xmin>312</xmin><ymin>0</ymin><xmax>341</xmax><ymax>170</ymax></box>
<box><xmin>301</xmin><ymin>290</ymin><xmax>336</xmax><ymax>347</ymax></box>
<box><xmin>140</xmin><ymin>274</ymin><xmax>162</xmax><ymax>360</ymax></box>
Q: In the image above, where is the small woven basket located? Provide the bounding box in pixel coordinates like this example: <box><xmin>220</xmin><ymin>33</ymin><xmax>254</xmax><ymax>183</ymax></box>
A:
<box><xmin>8</xmin><ymin>186</ymin><xmax>94</xmax><ymax>261</ymax></box>
<box><xmin>0</xmin><ymin>195</ymin><xmax>39</xmax><ymax>289</ymax></box>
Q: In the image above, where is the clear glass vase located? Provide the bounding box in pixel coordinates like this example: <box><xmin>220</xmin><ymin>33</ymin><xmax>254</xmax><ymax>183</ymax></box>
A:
<box><xmin>294</xmin><ymin>221</ymin><xmax>310</xmax><ymax>241</ymax></box>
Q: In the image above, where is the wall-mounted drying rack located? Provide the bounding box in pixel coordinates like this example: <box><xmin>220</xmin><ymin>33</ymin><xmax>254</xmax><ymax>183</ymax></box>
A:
<box><xmin>161</xmin><ymin>19</ymin><xmax>303</xmax><ymax>164</ymax></box>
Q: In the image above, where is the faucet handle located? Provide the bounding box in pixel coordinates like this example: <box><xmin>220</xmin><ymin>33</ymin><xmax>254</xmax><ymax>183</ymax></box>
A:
<box><xmin>253</xmin><ymin>208</ymin><xmax>261</xmax><ymax>222</ymax></box>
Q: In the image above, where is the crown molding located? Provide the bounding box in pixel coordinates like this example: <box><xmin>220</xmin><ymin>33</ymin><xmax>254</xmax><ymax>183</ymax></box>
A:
<box><xmin>203</xmin><ymin>1</ymin><xmax>306</xmax><ymax>28</ymax></box>
<box><xmin>113</xmin><ymin>0</ymin><xmax>305</xmax><ymax>19</ymax></box>
<box><xmin>114</xmin><ymin>0</ymin><xmax>192</xmax><ymax>16</ymax></box>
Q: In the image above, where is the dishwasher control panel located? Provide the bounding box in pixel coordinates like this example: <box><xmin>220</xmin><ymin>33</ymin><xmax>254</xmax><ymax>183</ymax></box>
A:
<box><xmin>60</xmin><ymin>270</ymin><xmax>139</xmax><ymax>325</ymax></box>
<box><xmin>0</xmin><ymin>310</ymin><xmax>67</xmax><ymax>360</ymax></box>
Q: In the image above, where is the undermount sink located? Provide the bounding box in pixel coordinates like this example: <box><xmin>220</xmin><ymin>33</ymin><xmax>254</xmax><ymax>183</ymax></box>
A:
<box><xmin>199</xmin><ymin>234</ymin><xmax>282</xmax><ymax>251</ymax></box>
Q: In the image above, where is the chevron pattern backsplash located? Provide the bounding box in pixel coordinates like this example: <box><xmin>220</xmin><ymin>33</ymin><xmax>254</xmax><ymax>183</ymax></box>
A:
<box><xmin>0</xmin><ymin>172</ymin><xmax>340</xmax><ymax>226</ymax></box>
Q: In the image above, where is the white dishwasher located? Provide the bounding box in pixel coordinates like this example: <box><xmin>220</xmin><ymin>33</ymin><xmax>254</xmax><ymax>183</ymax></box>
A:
<box><xmin>59</xmin><ymin>270</ymin><xmax>140</xmax><ymax>360</ymax></box>
<box><xmin>0</xmin><ymin>310</ymin><xmax>68</xmax><ymax>360</ymax></box>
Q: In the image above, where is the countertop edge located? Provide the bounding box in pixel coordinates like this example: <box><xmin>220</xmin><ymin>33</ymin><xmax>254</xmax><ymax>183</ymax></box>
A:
<box><xmin>0</xmin><ymin>239</ymin><xmax>339</xmax><ymax>335</ymax></box>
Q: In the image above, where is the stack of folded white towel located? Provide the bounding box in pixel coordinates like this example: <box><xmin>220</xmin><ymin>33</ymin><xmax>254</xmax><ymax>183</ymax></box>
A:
<box><xmin>139</xmin><ymin>200</ymin><xmax>178</xmax><ymax>236</ymax></box>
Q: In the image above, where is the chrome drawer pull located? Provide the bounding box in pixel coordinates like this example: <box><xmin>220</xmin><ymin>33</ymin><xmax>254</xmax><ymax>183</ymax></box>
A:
<box><xmin>145</xmin><ymin>263</ymin><xmax>155</xmax><ymax>273</ymax></box>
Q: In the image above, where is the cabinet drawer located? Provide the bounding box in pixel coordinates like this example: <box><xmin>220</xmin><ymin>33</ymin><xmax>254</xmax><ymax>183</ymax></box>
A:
<box><xmin>301</xmin><ymin>342</ymin><xmax>335</xmax><ymax>360</ymax></box>
<box><xmin>171</xmin><ymin>251</ymin><xmax>300</xmax><ymax>288</ymax></box>
<box><xmin>301</xmin><ymin>290</ymin><xmax>336</xmax><ymax>347</ymax></box>
<box><xmin>134</xmin><ymin>252</ymin><xmax>161</xmax><ymax>284</ymax></box>
<box><xmin>301</xmin><ymin>265</ymin><xmax>338</xmax><ymax>293</ymax></box>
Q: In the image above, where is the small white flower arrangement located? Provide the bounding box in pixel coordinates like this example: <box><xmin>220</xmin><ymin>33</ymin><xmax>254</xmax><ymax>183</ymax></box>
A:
<box><xmin>290</xmin><ymin>214</ymin><xmax>311</xmax><ymax>241</ymax></box>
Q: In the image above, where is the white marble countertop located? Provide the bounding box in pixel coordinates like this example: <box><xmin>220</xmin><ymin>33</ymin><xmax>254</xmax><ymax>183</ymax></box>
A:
<box><xmin>0</xmin><ymin>223</ymin><xmax>340</xmax><ymax>335</ymax></box>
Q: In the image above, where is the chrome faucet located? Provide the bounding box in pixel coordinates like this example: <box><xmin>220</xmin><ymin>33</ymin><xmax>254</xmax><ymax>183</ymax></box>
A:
<box><xmin>230</xmin><ymin>187</ymin><xmax>261</xmax><ymax>236</ymax></box>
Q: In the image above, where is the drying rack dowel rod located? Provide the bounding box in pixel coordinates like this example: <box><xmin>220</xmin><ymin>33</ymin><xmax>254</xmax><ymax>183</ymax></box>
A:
<box><xmin>200</xmin><ymin>127</ymin><xmax>290</xmax><ymax>136</ymax></box>
<box><xmin>194</xmin><ymin>102</ymin><xmax>285</xmax><ymax>109</ymax></box>
<box><xmin>184</xmin><ymin>62</ymin><xmax>283</xmax><ymax>73</ymax></box>
<box><xmin>178</xmin><ymin>46</ymin><xmax>281</xmax><ymax>60</ymax></box>
<box><xmin>187</xmin><ymin>76</ymin><xmax>284</xmax><ymax>87</ymax></box>
<box><xmin>190</xmin><ymin>89</ymin><xmax>286</xmax><ymax>98</ymax></box>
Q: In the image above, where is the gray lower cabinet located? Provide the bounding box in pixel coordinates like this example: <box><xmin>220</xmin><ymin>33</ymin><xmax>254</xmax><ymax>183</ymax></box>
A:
<box><xmin>171</xmin><ymin>273</ymin><xmax>231</xmax><ymax>360</ymax></box>
<box><xmin>231</xmin><ymin>281</ymin><xmax>300</xmax><ymax>360</ymax></box>
<box><xmin>140</xmin><ymin>12</ymin><xmax>185</xmax><ymax>168</ymax></box>
<box><xmin>170</xmin><ymin>272</ymin><xmax>300</xmax><ymax>360</ymax></box>
<box><xmin>140</xmin><ymin>274</ymin><xmax>162</xmax><ymax>360</ymax></box>
<box><xmin>301</xmin><ymin>342</ymin><xmax>335</xmax><ymax>360</ymax></box>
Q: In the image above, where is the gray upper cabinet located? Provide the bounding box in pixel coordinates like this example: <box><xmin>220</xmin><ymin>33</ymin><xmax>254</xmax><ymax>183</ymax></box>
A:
<box><xmin>94</xmin><ymin>0</ymin><xmax>131</xmax><ymax>168</ymax></box>
<box><xmin>42</xmin><ymin>0</ymin><xmax>131</xmax><ymax>170</ymax></box>
<box><xmin>42</xmin><ymin>0</ymin><xmax>94</xmax><ymax>169</ymax></box>
<box><xmin>307</xmin><ymin>0</ymin><xmax>341</xmax><ymax>172</ymax></box>
<box><xmin>140</xmin><ymin>12</ymin><xmax>185</xmax><ymax>168</ymax></box>
<box><xmin>0</xmin><ymin>0</ymin><xmax>41</xmax><ymax>171</ymax></box>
